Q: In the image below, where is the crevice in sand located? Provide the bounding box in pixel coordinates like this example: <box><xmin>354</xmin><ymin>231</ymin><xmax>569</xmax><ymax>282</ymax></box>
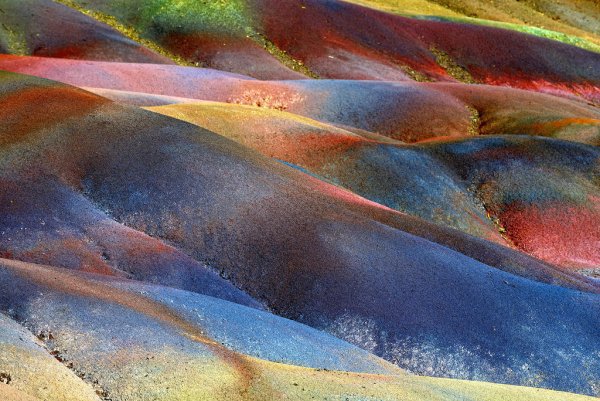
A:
<box><xmin>31</xmin><ymin>328</ymin><xmax>110</xmax><ymax>400</ymax></box>
<box><xmin>251</xmin><ymin>32</ymin><xmax>320</xmax><ymax>79</ymax></box>
<box><xmin>466</xmin><ymin>105</ymin><xmax>481</xmax><ymax>136</ymax></box>
<box><xmin>399</xmin><ymin>64</ymin><xmax>434</xmax><ymax>82</ymax></box>
<box><xmin>430</xmin><ymin>46</ymin><xmax>477</xmax><ymax>84</ymax></box>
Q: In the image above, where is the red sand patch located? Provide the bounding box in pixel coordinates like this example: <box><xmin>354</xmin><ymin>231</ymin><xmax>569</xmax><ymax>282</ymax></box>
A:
<box><xmin>0</xmin><ymin>85</ymin><xmax>108</xmax><ymax>148</ymax></box>
<box><xmin>501</xmin><ymin>202</ymin><xmax>600</xmax><ymax>270</ymax></box>
<box><xmin>162</xmin><ymin>32</ymin><xmax>304</xmax><ymax>80</ymax></box>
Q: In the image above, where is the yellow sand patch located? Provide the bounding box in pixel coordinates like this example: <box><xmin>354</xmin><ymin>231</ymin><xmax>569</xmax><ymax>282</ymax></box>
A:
<box><xmin>0</xmin><ymin>344</ymin><xmax>100</xmax><ymax>401</ymax></box>
<box><xmin>248</xmin><ymin>357</ymin><xmax>596</xmax><ymax>400</ymax></box>
<box><xmin>0</xmin><ymin>383</ymin><xmax>42</xmax><ymax>401</ymax></box>
<box><xmin>145</xmin><ymin>101</ymin><xmax>399</xmax><ymax>144</ymax></box>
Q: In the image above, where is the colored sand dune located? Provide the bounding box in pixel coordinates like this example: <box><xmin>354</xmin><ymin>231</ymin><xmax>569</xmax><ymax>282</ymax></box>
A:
<box><xmin>344</xmin><ymin>0</ymin><xmax>600</xmax><ymax>52</ymax></box>
<box><xmin>0</xmin><ymin>1</ymin><xmax>598</xmax><ymax>400</ymax></box>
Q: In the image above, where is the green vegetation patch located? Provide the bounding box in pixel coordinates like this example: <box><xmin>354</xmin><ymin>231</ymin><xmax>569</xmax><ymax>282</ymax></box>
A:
<box><xmin>59</xmin><ymin>0</ymin><xmax>319</xmax><ymax>78</ymax></box>
<box><xmin>0</xmin><ymin>22</ymin><xmax>28</xmax><ymax>55</ymax></box>
<box><xmin>109</xmin><ymin>0</ymin><xmax>253</xmax><ymax>36</ymax></box>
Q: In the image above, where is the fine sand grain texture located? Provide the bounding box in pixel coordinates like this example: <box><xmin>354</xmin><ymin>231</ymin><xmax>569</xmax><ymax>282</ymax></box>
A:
<box><xmin>0</xmin><ymin>1</ymin><xmax>598</xmax><ymax>399</ymax></box>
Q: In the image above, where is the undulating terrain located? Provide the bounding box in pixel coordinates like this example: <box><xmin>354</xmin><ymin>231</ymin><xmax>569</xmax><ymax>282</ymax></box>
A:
<box><xmin>0</xmin><ymin>0</ymin><xmax>598</xmax><ymax>400</ymax></box>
